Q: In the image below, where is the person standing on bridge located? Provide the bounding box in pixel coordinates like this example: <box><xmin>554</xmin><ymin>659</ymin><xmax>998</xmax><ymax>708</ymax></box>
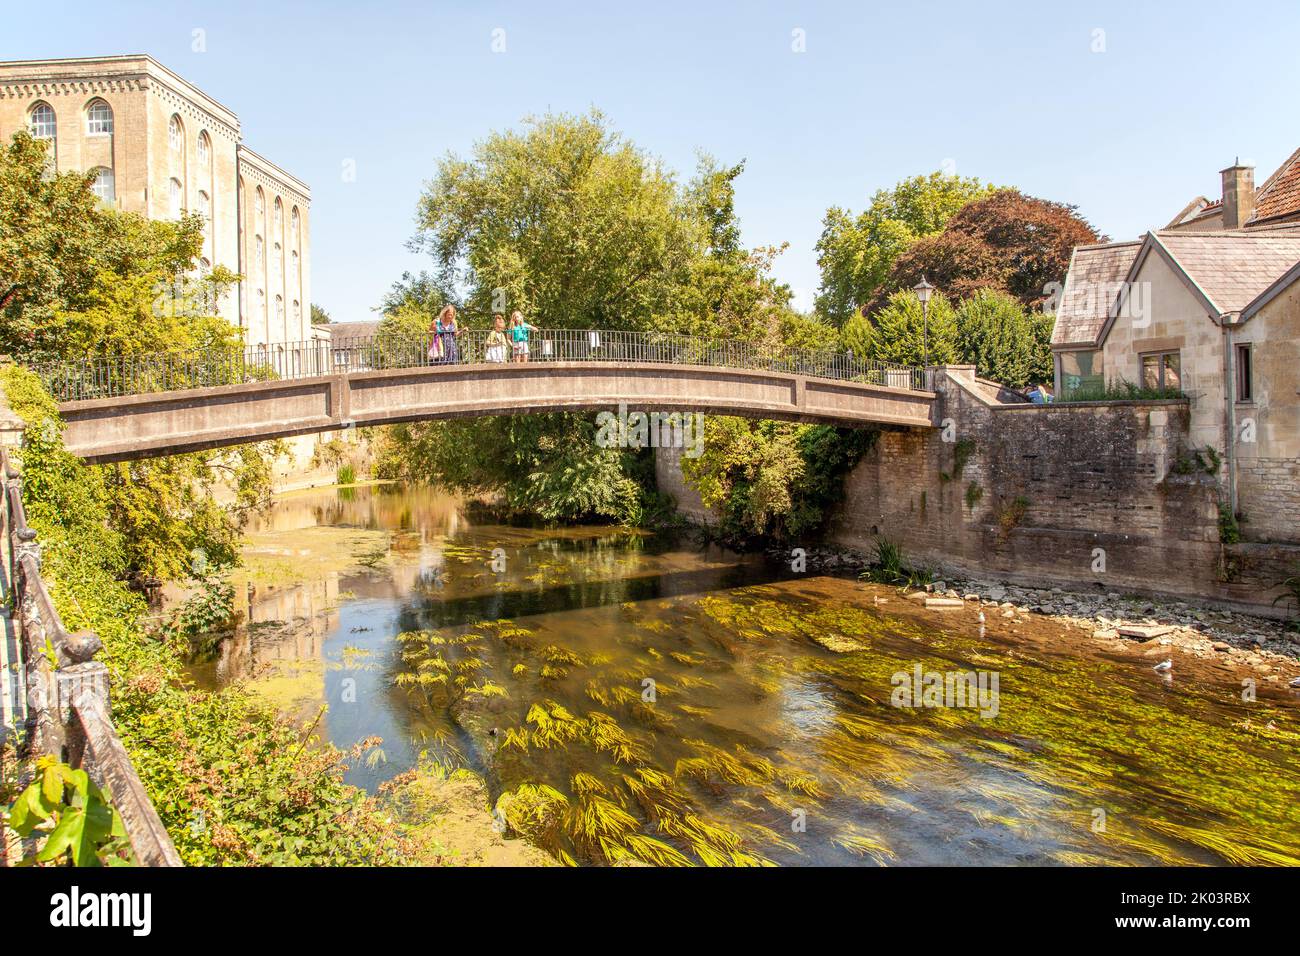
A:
<box><xmin>433</xmin><ymin>305</ymin><xmax>460</xmax><ymax>365</ymax></box>
<box><xmin>510</xmin><ymin>310</ymin><xmax>538</xmax><ymax>363</ymax></box>
<box><xmin>486</xmin><ymin>314</ymin><xmax>510</xmax><ymax>363</ymax></box>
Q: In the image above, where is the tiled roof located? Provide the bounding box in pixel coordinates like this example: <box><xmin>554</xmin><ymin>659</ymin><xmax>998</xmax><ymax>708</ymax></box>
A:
<box><xmin>1050</xmin><ymin>242</ymin><xmax>1141</xmax><ymax>347</ymax></box>
<box><xmin>1155</xmin><ymin>229</ymin><xmax>1300</xmax><ymax>313</ymax></box>
<box><xmin>1055</xmin><ymin>227</ymin><xmax>1300</xmax><ymax>347</ymax></box>
<box><xmin>324</xmin><ymin>320</ymin><xmax>382</xmax><ymax>340</ymax></box>
<box><xmin>1251</xmin><ymin>147</ymin><xmax>1300</xmax><ymax>224</ymax></box>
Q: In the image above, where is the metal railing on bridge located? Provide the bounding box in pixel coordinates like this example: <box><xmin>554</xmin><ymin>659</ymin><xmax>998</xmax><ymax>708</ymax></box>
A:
<box><xmin>2</xmin><ymin>447</ymin><xmax>182</xmax><ymax>866</ymax></box>
<box><xmin>32</xmin><ymin>329</ymin><xmax>931</xmax><ymax>403</ymax></box>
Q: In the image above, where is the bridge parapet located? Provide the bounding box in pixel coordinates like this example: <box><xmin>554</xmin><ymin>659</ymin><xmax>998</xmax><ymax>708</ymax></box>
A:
<box><xmin>33</xmin><ymin>329</ymin><xmax>928</xmax><ymax>402</ymax></box>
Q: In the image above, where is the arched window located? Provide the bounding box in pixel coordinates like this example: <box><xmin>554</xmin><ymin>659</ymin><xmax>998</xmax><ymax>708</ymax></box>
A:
<box><xmin>29</xmin><ymin>102</ymin><xmax>56</xmax><ymax>139</ymax></box>
<box><xmin>255</xmin><ymin>235</ymin><xmax>264</xmax><ymax>271</ymax></box>
<box><xmin>255</xmin><ymin>187</ymin><xmax>265</xmax><ymax>220</ymax></box>
<box><xmin>86</xmin><ymin>99</ymin><xmax>114</xmax><ymax>135</ymax></box>
<box><xmin>198</xmin><ymin>190</ymin><xmax>211</xmax><ymax>222</ymax></box>
<box><xmin>197</xmin><ymin>131</ymin><xmax>211</xmax><ymax>168</ymax></box>
<box><xmin>274</xmin><ymin>197</ymin><xmax>283</xmax><ymax>232</ymax></box>
<box><xmin>291</xmin><ymin>206</ymin><xmax>300</xmax><ymax>235</ymax></box>
<box><xmin>291</xmin><ymin>249</ymin><xmax>299</xmax><ymax>278</ymax></box>
<box><xmin>275</xmin><ymin>295</ymin><xmax>284</xmax><ymax>328</ymax></box>
<box><xmin>257</xmin><ymin>287</ymin><xmax>265</xmax><ymax>313</ymax></box>
<box><xmin>169</xmin><ymin>177</ymin><xmax>183</xmax><ymax>218</ymax></box>
<box><xmin>168</xmin><ymin>114</ymin><xmax>183</xmax><ymax>152</ymax></box>
<box><xmin>90</xmin><ymin>167</ymin><xmax>115</xmax><ymax>203</ymax></box>
<box><xmin>273</xmin><ymin>242</ymin><xmax>282</xmax><ymax>281</ymax></box>
<box><xmin>293</xmin><ymin>299</ymin><xmax>301</xmax><ymax>325</ymax></box>
<box><xmin>199</xmin><ymin>257</ymin><xmax>212</xmax><ymax>275</ymax></box>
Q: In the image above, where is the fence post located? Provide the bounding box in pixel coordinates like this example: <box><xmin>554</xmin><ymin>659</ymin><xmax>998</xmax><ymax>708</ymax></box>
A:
<box><xmin>54</xmin><ymin>660</ymin><xmax>111</xmax><ymax>768</ymax></box>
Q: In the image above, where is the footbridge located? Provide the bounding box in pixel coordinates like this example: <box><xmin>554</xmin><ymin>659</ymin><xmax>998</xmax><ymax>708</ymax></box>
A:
<box><xmin>32</xmin><ymin>330</ymin><xmax>938</xmax><ymax>463</ymax></box>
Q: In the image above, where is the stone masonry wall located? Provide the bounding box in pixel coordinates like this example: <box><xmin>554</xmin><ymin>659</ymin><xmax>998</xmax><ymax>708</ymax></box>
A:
<box><xmin>652</xmin><ymin>367</ymin><xmax>1298</xmax><ymax>615</ymax></box>
<box><xmin>828</xmin><ymin>368</ymin><xmax>1297</xmax><ymax>616</ymax></box>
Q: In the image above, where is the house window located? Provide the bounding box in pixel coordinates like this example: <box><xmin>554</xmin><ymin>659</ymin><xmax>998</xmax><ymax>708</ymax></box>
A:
<box><xmin>90</xmin><ymin>167</ymin><xmax>115</xmax><ymax>204</ymax></box>
<box><xmin>274</xmin><ymin>197</ymin><xmax>282</xmax><ymax>232</ymax></box>
<box><xmin>169</xmin><ymin>177</ymin><xmax>183</xmax><ymax>218</ymax></box>
<box><xmin>1235</xmin><ymin>343</ymin><xmax>1253</xmax><ymax>402</ymax></box>
<box><xmin>198</xmin><ymin>190</ymin><xmax>211</xmax><ymax>222</ymax></box>
<box><xmin>1059</xmin><ymin>349</ymin><xmax>1104</xmax><ymax>397</ymax></box>
<box><xmin>86</xmin><ymin>99</ymin><xmax>113</xmax><ymax>134</ymax></box>
<box><xmin>29</xmin><ymin>102</ymin><xmax>56</xmax><ymax>139</ymax></box>
<box><xmin>169</xmin><ymin>115</ymin><xmax>183</xmax><ymax>152</ymax></box>
<box><xmin>197</xmin><ymin>131</ymin><xmax>211</xmax><ymax>168</ymax></box>
<box><xmin>1141</xmin><ymin>350</ymin><xmax>1181</xmax><ymax>391</ymax></box>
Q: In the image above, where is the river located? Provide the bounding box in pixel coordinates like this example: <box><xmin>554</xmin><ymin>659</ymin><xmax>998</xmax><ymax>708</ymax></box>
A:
<box><xmin>184</xmin><ymin>482</ymin><xmax>1300</xmax><ymax>867</ymax></box>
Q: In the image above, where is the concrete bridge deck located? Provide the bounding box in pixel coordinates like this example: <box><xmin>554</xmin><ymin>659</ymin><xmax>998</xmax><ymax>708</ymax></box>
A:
<box><xmin>55</xmin><ymin>361</ymin><xmax>937</xmax><ymax>462</ymax></box>
<box><xmin>33</xmin><ymin>330</ymin><xmax>936</xmax><ymax>461</ymax></box>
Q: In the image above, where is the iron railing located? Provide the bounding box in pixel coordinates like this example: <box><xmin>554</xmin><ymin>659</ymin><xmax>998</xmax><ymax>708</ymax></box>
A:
<box><xmin>32</xmin><ymin>329</ymin><xmax>931</xmax><ymax>402</ymax></box>
<box><xmin>2</xmin><ymin>447</ymin><xmax>182</xmax><ymax>866</ymax></box>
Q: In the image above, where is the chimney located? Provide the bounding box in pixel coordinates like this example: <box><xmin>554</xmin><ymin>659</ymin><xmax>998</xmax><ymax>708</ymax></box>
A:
<box><xmin>1221</xmin><ymin>160</ymin><xmax>1255</xmax><ymax>229</ymax></box>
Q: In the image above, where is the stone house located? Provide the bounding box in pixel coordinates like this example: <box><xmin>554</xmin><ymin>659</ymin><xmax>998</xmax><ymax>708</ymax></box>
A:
<box><xmin>1052</xmin><ymin>155</ymin><xmax>1300</xmax><ymax>543</ymax></box>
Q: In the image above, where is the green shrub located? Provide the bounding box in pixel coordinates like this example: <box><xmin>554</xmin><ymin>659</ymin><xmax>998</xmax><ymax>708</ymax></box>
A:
<box><xmin>1058</xmin><ymin>379</ymin><xmax>1185</xmax><ymax>403</ymax></box>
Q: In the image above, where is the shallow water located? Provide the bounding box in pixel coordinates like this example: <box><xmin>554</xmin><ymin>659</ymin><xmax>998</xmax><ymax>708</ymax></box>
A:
<box><xmin>186</xmin><ymin>483</ymin><xmax>1300</xmax><ymax>867</ymax></box>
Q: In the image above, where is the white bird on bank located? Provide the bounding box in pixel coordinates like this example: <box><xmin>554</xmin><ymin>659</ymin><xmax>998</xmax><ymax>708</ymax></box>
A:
<box><xmin>1289</xmin><ymin>676</ymin><xmax>1300</xmax><ymax>688</ymax></box>
<box><xmin>1153</xmin><ymin>660</ymin><xmax>1173</xmax><ymax>673</ymax></box>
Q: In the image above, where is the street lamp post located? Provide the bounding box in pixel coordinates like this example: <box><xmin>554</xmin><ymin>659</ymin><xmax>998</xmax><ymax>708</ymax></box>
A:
<box><xmin>913</xmin><ymin>275</ymin><xmax>935</xmax><ymax>372</ymax></box>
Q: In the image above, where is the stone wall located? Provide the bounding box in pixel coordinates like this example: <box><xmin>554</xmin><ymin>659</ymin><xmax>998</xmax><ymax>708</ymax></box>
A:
<box><xmin>653</xmin><ymin>366</ymin><xmax>1300</xmax><ymax>617</ymax></box>
<box><xmin>654</xmin><ymin>443</ymin><xmax>710</xmax><ymax>523</ymax></box>
<box><xmin>827</xmin><ymin>368</ymin><xmax>1297</xmax><ymax>616</ymax></box>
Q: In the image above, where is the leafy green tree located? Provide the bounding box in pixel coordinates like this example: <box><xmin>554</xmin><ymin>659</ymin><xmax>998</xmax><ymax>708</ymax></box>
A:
<box><xmin>411</xmin><ymin>110</ymin><xmax>698</xmax><ymax>329</ymax></box>
<box><xmin>681</xmin><ymin>418</ymin><xmax>874</xmax><ymax>541</ymax></box>
<box><xmin>814</xmin><ymin>171</ymin><xmax>995</xmax><ymax>326</ymax></box>
<box><xmin>378</xmin><ymin>270</ymin><xmax>455</xmax><ymax>320</ymax></box>
<box><xmin>310</xmin><ymin>303</ymin><xmax>332</xmax><ymax>325</ymax></box>
<box><xmin>377</xmin><ymin>414</ymin><xmax>639</xmax><ymax>523</ymax></box>
<box><xmin>0</xmin><ymin>132</ymin><xmax>105</xmax><ymax>354</ymax></box>
<box><xmin>955</xmin><ymin>289</ymin><xmax>1054</xmax><ymax>388</ymax></box>
<box><xmin>842</xmin><ymin>289</ymin><xmax>959</xmax><ymax>367</ymax></box>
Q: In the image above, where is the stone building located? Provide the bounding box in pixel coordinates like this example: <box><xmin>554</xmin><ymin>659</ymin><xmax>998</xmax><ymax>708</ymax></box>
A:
<box><xmin>1053</xmin><ymin>210</ymin><xmax>1300</xmax><ymax>543</ymax></box>
<box><xmin>0</xmin><ymin>54</ymin><xmax>311</xmax><ymax>348</ymax></box>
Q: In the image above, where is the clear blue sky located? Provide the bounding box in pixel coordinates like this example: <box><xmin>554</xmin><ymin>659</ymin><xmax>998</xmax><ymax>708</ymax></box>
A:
<box><xmin>9</xmin><ymin>1</ymin><xmax>1300</xmax><ymax>320</ymax></box>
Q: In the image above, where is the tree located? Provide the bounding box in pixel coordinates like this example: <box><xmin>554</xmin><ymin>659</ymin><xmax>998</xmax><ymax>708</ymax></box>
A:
<box><xmin>955</xmin><ymin>289</ymin><xmax>1054</xmax><ymax>388</ymax></box>
<box><xmin>842</xmin><ymin>289</ymin><xmax>959</xmax><ymax>367</ymax></box>
<box><xmin>52</xmin><ymin>211</ymin><xmax>240</xmax><ymax>358</ymax></box>
<box><xmin>884</xmin><ymin>190</ymin><xmax>1102</xmax><ymax>310</ymax></box>
<box><xmin>0</xmin><ymin>131</ymin><xmax>105</xmax><ymax>355</ymax></box>
<box><xmin>376</xmin><ymin>414</ymin><xmax>639</xmax><ymax>523</ymax></box>
<box><xmin>411</xmin><ymin>110</ymin><xmax>698</xmax><ymax>329</ymax></box>
<box><xmin>681</xmin><ymin>418</ymin><xmax>874</xmax><ymax>541</ymax></box>
<box><xmin>377</xmin><ymin>270</ymin><xmax>455</xmax><ymax>320</ymax></box>
<box><xmin>311</xmin><ymin>303</ymin><xmax>332</xmax><ymax>325</ymax></box>
<box><xmin>814</xmin><ymin>171</ymin><xmax>996</xmax><ymax>326</ymax></box>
